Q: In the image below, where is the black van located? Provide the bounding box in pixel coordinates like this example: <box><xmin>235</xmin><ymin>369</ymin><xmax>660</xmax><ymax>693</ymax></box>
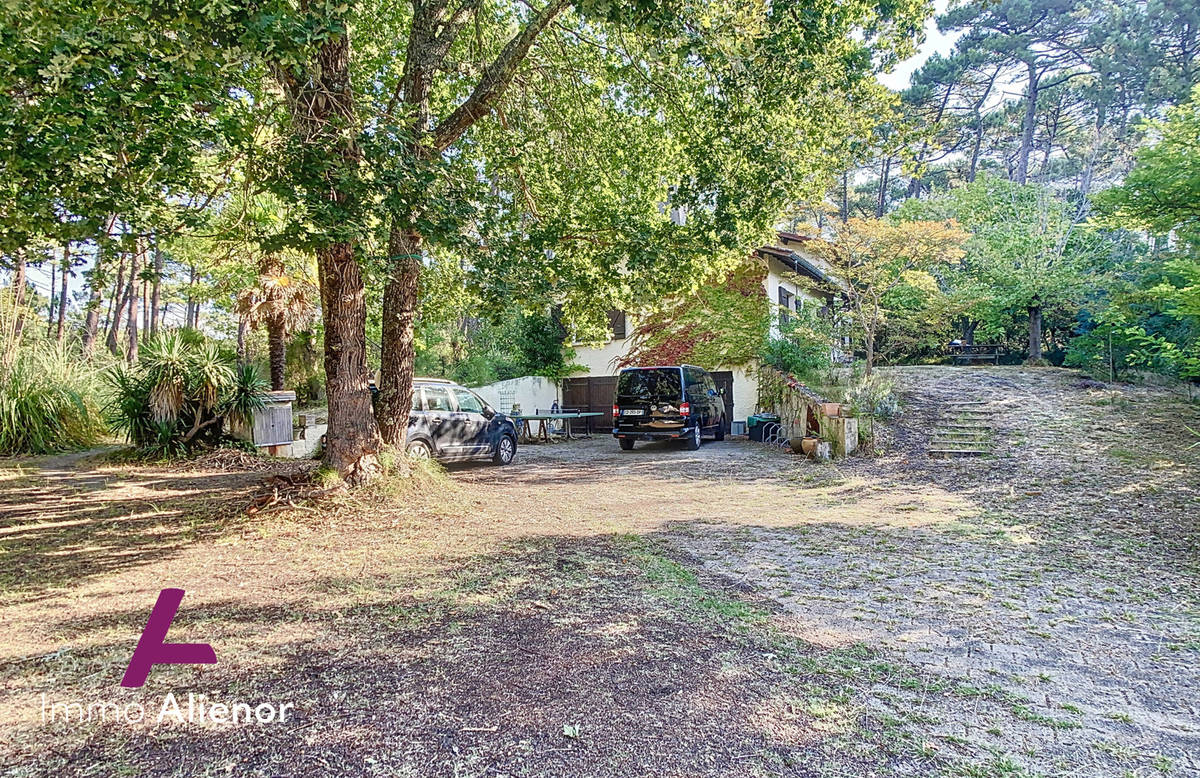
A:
<box><xmin>612</xmin><ymin>365</ymin><xmax>726</xmax><ymax>451</ymax></box>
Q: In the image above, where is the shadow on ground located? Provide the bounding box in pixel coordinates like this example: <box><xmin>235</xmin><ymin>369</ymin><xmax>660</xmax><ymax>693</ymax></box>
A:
<box><xmin>0</xmin><ymin>454</ymin><xmax>264</xmax><ymax>596</ymax></box>
<box><xmin>1</xmin><ymin>534</ymin><xmax>938</xmax><ymax>778</ymax></box>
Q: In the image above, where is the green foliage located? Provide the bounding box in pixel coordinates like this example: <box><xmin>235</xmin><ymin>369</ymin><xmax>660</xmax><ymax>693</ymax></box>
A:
<box><xmin>617</xmin><ymin>262</ymin><xmax>770</xmax><ymax>370</ymax></box>
<box><xmin>761</xmin><ymin>309</ymin><xmax>835</xmax><ymax>383</ymax></box>
<box><xmin>345</xmin><ymin>0</ymin><xmax>927</xmax><ymax>335</ymax></box>
<box><xmin>227</xmin><ymin>363</ymin><xmax>271</xmax><ymax>427</ymax></box>
<box><xmin>1095</xmin><ymin>86</ymin><xmax>1200</xmax><ymax>247</ymax></box>
<box><xmin>874</xmin><ymin>269</ymin><xmax>954</xmax><ymax>363</ymax></box>
<box><xmin>513</xmin><ymin>313</ymin><xmax>583</xmax><ymax>381</ymax></box>
<box><xmin>286</xmin><ymin>330</ymin><xmax>325</xmax><ymax>404</ymax></box>
<box><xmin>0</xmin><ymin>0</ymin><xmax>259</xmax><ymax>250</ymax></box>
<box><xmin>104</xmin><ymin>331</ymin><xmax>267</xmax><ymax>457</ymax></box>
<box><xmin>0</xmin><ymin>343</ymin><xmax>106</xmax><ymax>455</ymax></box>
<box><xmin>897</xmin><ymin>175</ymin><xmax>1105</xmax><ymax>357</ymax></box>
<box><xmin>1086</xmin><ymin>91</ymin><xmax>1200</xmax><ymax>384</ymax></box>
<box><xmin>806</xmin><ymin>216</ymin><xmax>968</xmax><ymax>372</ymax></box>
<box><xmin>841</xmin><ymin>370</ymin><xmax>901</xmax><ymax>421</ymax></box>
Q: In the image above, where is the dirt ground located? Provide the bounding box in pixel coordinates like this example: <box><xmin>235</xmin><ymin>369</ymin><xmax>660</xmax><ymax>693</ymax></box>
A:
<box><xmin>1</xmin><ymin>367</ymin><xmax>1197</xmax><ymax>777</ymax></box>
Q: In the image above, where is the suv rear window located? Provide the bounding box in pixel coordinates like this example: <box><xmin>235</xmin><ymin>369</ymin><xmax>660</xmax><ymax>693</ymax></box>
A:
<box><xmin>617</xmin><ymin>368</ymin><xmax>682</xmax><ymax>401</ymax></box>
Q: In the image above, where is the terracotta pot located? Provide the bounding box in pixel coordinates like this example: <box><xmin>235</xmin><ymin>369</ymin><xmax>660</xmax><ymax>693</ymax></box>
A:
<box><xmin>820</xmin><ymin>402</ymin><xmax>842</xmax><ymax>417</ymax></box>
<box><xmin>800</xmin><ymin>436</ymin><xmax>821</xmax><ymax>455</ymax></box>
<box><xmin>788</xmin><ymin>437</ymin><xmax>806</xmax><ymax>454</ymax></box>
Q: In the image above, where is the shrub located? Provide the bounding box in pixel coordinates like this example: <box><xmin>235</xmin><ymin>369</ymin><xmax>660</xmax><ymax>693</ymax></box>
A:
<box><xmin>0</xmin><ymin>343</ymin><xmax>107</xmax><ymax>455</ymax></box>
<box><xmin>761</xmin><ymin>310</ymin><xmax>835</xmax><ymax>383</ymax></box>
<box><xmin>842</xmin><ymin>371</ymin><xmax>900</xmax><ymax>420</ymax></box>
<box><xmin>105</xmin><ymin>331</ymin><xmax>268</xmax><ymax>457</ymax></box>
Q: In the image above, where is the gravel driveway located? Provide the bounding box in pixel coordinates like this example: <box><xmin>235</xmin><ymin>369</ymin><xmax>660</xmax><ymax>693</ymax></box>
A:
<box><xmin>457</xmin><ymin>366</ymin><xmax>1200</xmax><ymax>777</ymax></box>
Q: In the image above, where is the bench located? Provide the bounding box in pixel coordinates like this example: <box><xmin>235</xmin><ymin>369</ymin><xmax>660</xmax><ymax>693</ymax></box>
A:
<box><xmin>949</xmin><ymin>344</ymin><xmax>1001</xmax><ymax>365</ymax></box>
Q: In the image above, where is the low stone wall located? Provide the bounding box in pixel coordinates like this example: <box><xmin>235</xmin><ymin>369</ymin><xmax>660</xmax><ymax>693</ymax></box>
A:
<box><xmin>756</xmin><ymin>366</ymin><xmax>827</xmax><ymax>439</ymax></box>
<box><xmin>755</xmin><ymin>366</ymin><xmax>858</xmax><ymax>458</ymax></box>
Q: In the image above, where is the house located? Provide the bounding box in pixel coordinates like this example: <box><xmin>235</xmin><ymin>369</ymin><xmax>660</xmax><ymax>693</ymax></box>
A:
<box><xmin>564</xmin><ymin>232</ymin><xmax>836</xmax><ymax>431</ymax></box>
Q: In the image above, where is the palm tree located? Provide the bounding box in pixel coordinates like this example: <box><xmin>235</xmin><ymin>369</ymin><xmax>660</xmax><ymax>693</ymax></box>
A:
<box><xmin>236</xmin><ymin>253</ymin><xmax>317</xmax><ymax>391</ymax></box>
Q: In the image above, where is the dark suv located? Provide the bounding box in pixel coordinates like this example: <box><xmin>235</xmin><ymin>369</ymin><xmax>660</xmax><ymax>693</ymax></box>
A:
<box><xmin>404</xmin><ymin>379</ymin><xmax>518</xmax><ymax>465</ymax></box>
<box><xmin>612</xmin><ymin>365</ymin><xmax>726</xmax><ymax>451</ymax></box>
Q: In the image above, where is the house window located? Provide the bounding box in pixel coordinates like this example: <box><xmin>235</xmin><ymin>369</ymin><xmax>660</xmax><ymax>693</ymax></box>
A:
<box><xmin>777</xmin><ymin>287</ymin><xmax>794</xmax><ymax>327</ymax></box>
<box><xmin>608</xmin><ymin>309</ymin><xmax>627</xmax><ymax>339</ymax></box>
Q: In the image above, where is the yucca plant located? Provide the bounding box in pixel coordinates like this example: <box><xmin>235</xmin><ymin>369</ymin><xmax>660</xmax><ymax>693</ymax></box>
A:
<box><xmin>223</xmin><ymin>363</ymin><xmax>269</xmax><ymax>428</ymax></box>
<box><xmin>104</xmin><ymin>363</ymin><xmax>157</xmax><ymax>446</ymax></box>
<box><xmin>0</xmin><ymin>343</ymin><xmax>106</xmax><ymax>455</ymax></box>
<box><xmin>140</xmin><ymin>332</ymin><xmax>190</xmax><ymax>423</ymax></box>
<box><xmin>105</xmin><ymin>331</ymin><xmax>266</xmax><ymax>457</ymax></box>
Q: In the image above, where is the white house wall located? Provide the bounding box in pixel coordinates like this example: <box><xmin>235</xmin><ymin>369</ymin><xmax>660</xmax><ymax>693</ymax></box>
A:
<box><xmin>730</xmin><ymin>364</ymin><xmax>758</xmax><ymax>425</ymax></box>
<box><xmin>569</xmin><ymin>253</ymin><xmax>827</xmax><ymax>426</ymax></box>
<box><xmin>765</xmin><ymin>254</ymin><xmax>824</xmax><ymax>339</ymax></box>
<box><xmin>571</xmin><ymin>336</ymin><xmax>632</xmax><ymax>377</ymax></box>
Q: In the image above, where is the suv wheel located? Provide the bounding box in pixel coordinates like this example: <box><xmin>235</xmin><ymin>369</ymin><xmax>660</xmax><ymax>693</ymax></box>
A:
<box><xmin>493</xmin><ymin>435</ymin><xmax>516</xmax><ymax>465</ymax></box>
<box><xmin>715</xmin><ymin>417</ymin><xmax>726</xmax><ymax>441</ymax></box>
<box><xmin>407</xmin><ymin>439</ymin><xmax>433</xmax><ymax>459</ymax></box>
<box><xmin>684</xmin><ymin>424</ymin><xmax>701</xmax><ymax>451</ymax></box>
<box><xmin>619</xmin><ymin>438</ymin><xmax>635</xmax><ymax>451</ymax></box>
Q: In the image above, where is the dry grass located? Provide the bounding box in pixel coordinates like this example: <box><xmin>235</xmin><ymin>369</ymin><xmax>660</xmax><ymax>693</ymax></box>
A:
<box><xmin>1</xmin><ymin>366</ymin><xmax>1197</xmax><ymax>777</ymax></box>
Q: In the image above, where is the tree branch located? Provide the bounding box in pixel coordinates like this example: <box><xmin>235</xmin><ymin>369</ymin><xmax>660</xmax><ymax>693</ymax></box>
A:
<box><xmin>431</xmin><ymin>0</ymin><xmax>571</xmax><ymax>152</ymax></box>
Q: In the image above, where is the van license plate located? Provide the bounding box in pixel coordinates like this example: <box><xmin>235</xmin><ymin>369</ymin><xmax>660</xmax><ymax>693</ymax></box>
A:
<box><xmin>622</xmin><ymin>409</ymin><xmax>644</xmax><ymax>416</ymax></box>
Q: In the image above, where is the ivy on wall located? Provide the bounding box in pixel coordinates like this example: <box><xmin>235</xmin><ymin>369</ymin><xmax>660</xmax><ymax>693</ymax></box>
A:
<box><xmin>615</xmin><ymin>261</ymin><xmax>770</xmax><ymax>370</ymax></box>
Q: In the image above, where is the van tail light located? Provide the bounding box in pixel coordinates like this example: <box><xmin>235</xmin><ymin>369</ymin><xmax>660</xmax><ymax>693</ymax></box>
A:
<box><xmin>680</xmin><ymin>402</ymin><xmax>691</xmax><ymax>417</ymax></box>
<box><xmin>612</xmin><ymin>404</ymin><xmax>619</xmax><ymax>418</ymax></box>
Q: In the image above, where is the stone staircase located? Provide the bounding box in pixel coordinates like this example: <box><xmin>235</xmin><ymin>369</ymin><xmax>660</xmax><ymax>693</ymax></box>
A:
<box><xmin>928</xmin><ymin>400</ymin><xmax>994</xmax><ymax>458</ymax></box>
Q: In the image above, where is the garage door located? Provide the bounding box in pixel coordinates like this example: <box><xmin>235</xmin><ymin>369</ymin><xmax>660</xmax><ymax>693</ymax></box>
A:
<box><xmin>561</xmin><ymin>375</ymin><xmax>619</xmax><ymax>427</ymax></box>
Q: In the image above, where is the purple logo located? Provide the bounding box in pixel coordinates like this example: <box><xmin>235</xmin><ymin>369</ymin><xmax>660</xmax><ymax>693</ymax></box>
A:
<box><xmin>121</xmin><ymin>589</ymin><xmax>217</xmax><ymax>688</ymax></box>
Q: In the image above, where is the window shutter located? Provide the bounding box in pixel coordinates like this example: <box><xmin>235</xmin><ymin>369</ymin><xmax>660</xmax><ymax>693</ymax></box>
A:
<box><xmin>608</xmin><ymin>309</ymin><xmax>627</xmax><ymax>339</ymax></box>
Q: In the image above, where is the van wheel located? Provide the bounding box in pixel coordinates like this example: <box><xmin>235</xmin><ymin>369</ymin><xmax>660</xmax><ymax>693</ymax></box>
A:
<box><xmin>715</xmin><ymin>418</ymin><xmax>726</xmax><ymax>441</ymax></box>
<box><xmin>684</xmin><ymin>425</ymin><xmax>701</xmax><ymax>451</ymax></box>
<box><xmin>619</xmin><ymin>438</ymin><xmax>635</xmax><ymax>451</ymax></box>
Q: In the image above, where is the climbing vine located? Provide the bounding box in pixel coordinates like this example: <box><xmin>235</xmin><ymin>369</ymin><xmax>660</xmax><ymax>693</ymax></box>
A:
<box><xmin>616</xmin><ymin>261</ymin><xmax>769</xmax><ymax>370</ymax></box>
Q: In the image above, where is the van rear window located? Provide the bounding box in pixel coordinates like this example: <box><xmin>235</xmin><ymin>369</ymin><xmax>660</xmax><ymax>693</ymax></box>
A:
<box><xmin>617</xmin><ymin>368</ymin><xmax>682</xmax><ymax>401</ymax></box>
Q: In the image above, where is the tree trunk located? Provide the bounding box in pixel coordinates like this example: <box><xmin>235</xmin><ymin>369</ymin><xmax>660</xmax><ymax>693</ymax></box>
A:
<box><xmin>267</xmin><ymin>312</ymin><xmax>286</xmax><ymax>391</ymax></box>
<box><xmin>840</xmin><ymin>171</ymin><xmax>849</xmax><ymax>221</ymax></box>
<box><xmin>149</xmin><ymin>243</ymin><xmax>162</xmax><ymax>337</ymax></box>
<box><xmin>281</xmin><ymin>28</ymin><xmax>381</xmax><ymax>481</ymax></box>
<box><xmin>967</xmin><ymin>121</ymin><xmax>984</xmax><ymax>183</ymax></box>
<box><xmin>236</xmin><ymin>316</ymin><xmax>249</xmax><ymax>365</ymax></box>
<box><xmin>11</xmin><ymin>252</ymin><xmax>27</xmax><ymax>344</ymax></box>
<box><xmin>863</xmin><ymin>307</ymin><xmax>877</xmax><ymax>377</ymax></box>
<box><xmin>1016</xmin><ymin>63</ymin><xmax>1039</xmax><ymax>185</ymax></box>
<box><xmin>908</xmin><ymin>79</ymin><xmax>956</xmax><ymax>199</ymax></box>
<box><xmin>262</xmin><ymin>254</ymin><xmax>287</xmax><ymax>391</ymax></box>
<box><xmin>1077</xmin><ymin>105</ymin><xmax>1107</xmax><ymax>209</ymax></box>
<box><xmin>56</xmin><ymin>242</ymin><xmax>70</xmax><ymax>342</ymax></box>
<box><xmin>184</xmin><ymin>263</ymin><xmax>198</xmax><ymax>328</ymax></box>
<box><xmin>141</xmin><ymin>278</ymin><xmax>150</xmax><ymax>337</ymax></box>
<box><xmin>864</xmin><ymin>329</ymin><xmax>875</xmax><ymax>377</ymax></box>
<box><xmin>105</xmin><ymin>253</ymin><xmax>129</xmax><ymax>356</ymax></box>
<box><xmin>47</xmin><ymin>261</ymin><xmax>57</xmax><ymax>338</ymax></box>
<box><xmin>1027</xmin><ymin>303</ymin><xmax>1043</xmax><ymax>362</ymax></box>
<box><xmin>81</xmin><ymin>216</ymin><xmax>117</xmax><ymax>355</ymax></box>
<box><xmin>125</xmin><ymin>248</ymin><xmax>140</xmax><ymax>362</ymax></box>
<box><xmin>376</xmin><ymin>228</ymin><xmax>422</xmax><ymax>447</ymax></box>
<box><xmin>965</xmin><ymin>69</ymin><xmax>999</xmax><ymax>184</ymax></box>
<box><xmin>875</xmin><ymin>157</ymin><xmax>891</xmax><ymax>218</ymax></box>
<box><xmin>316</xmin><ymin>241</ymin><xmax>381</xmax><ymax>479</ymax></box>
<box><xmin>81</xmin><ymin>254</ymin><xmax>104</xmax><ymax>354</ymax></box>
